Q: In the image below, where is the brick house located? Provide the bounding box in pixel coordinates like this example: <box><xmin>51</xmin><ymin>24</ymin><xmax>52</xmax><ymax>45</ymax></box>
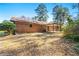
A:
<box><xmin>10</xmin><ymin>16</ymin><xmax>60</xmax><ymax>33</ymax></box>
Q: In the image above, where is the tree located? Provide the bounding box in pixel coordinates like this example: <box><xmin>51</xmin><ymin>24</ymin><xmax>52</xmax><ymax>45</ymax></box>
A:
<box><xmin>32</xmin><ymin>16</ymin><xmax>38</xmax><ymax>20</ymax></box>
<box><xmin>0</xmin><ymin>20</ymin><xmax>16</xmax><ymax>34</ymax></box>
<box><xmin>73</xmin><ymin>3</ymin><xmax>79</xmax><ymax>19</ymax></box>
<box><xmin>52</xmin><ymin>5</ymin><xmax>69</xmax><ymax>30</ymax></box>
<box><xmin>0</xmin><ymin>23</ymin><xmax>5</xmax><ymax>30</ymax></box>
<box><xmin>73</xmin><ymin>3</ymin><xmax>79</xmax><ymax>13</ymax></box>
<box><xmin>35</xmin><ymin>3</ymin><xmax>48</xmax><ymax>22</ymax></box>
<box><xmin>67</xmin><ymin>15</ymin><xmax>74</xmax><ymax>25</ymax></box>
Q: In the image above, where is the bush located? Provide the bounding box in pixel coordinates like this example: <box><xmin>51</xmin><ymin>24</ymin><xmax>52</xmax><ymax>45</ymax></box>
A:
<box><xmin>64</xmin><ymin>34</ymin><xmax>79</xmax><ymax>42</ymax></box>
<box><xmin>73</xmin><ymin>35</ymin><xmax>79</xmax><ymax>42</ymax></box>
<box><xmin>0</xmin><ymin>31</ymin><xmax>5</xmax><ymax>37</ymax></box>
<box><xmin>63</xmin><ymin>22</ymin><xmax>75</xmax><ymax>35</ymax></box>
<box><xmin>73</xmin><ymin>44</ymin><xmax>79</xmax><ymax>53</ymax></box>
<box><xmin>0</xmin><ymin>31</ymin><xmax>9</xmax><ymax>37</ymax></box>
<box><xmin>0</xmin><ymin>20</ymin><xmax>16</xmax><ymax>35</ymax></box>
<box><xmin>63</xmin><ymin>18</ymin><xmax>79</xmax><ymax>42</ymax></box>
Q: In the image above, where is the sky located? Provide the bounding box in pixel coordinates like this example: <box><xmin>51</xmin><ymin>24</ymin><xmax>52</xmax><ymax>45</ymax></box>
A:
<box><xmin>0</xmin><ymin>3</ymin><xmax>78</xmax><ymax>22</ymax></box>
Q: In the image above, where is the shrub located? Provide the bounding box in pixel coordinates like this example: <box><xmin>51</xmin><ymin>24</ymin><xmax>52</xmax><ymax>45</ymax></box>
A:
<box><xmin>73</xmin><ymin>44</ymin><xmax>79</xmax><ymax>54</ymax></box>
<box><xmin>73</xmin><ymin>35</ymin><xmax>79</xmax><ymax>42</ymax></box>
<box><xmin>63</xmin><ymin>18</ymin><xmax>79</xmax><ymax>42</ymax></box>
<box><xmin>63</xmin><ymin>22</ymin><xmax>75</xmax><ymax>35</ymax></box>
<box><xmin>64</xmin><ymin>34</ymin><xmax>79</xmax><ymax>42</ymax></box>
<box><xmin>0</xmin><ymin>31</ymin><xmax>5</xmax><ymax>37</ymax></box>
<box><xmin>0</xmin><ymin>20</ymin><xmax>16</xmax><ymax>35</ymax></box>
<box><xmin>0</xmin><ymin>31</ymin><xmax>9</xmax><ymax>37</ymax></box>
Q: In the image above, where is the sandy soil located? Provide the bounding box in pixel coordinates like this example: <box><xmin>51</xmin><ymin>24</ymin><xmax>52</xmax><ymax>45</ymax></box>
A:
<box><xmin>0</xmin><ymin>32</ymin><xmax>78</xmax><ymax>56</ymax></box>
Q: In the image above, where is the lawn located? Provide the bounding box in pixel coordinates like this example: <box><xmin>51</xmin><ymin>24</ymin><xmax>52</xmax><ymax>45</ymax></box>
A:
<box><xmin>0</xmin><ymin>32</ymin><xmax>78</xmax><ymax>56</ymax></box>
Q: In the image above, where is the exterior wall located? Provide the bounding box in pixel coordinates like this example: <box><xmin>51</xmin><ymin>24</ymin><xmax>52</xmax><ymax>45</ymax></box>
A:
<box><xmin>46</xmin><ymin>24</ymin><xmax>60</xmax><ymax>32</ymax></box>
<box><xmin>13</xmin><ymin>21</ymin><xmax>60</xmax><ymax>33</ymax></box>
<box><xmin>15</xmin><ymin>21</ymin><xmax>46</xmax><ymax>33</ymax></box>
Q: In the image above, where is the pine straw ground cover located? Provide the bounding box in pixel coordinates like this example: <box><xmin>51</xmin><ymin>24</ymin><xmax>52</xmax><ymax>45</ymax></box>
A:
<box><xmin>0</xmin><ymin>32</ymin><xmax>78</xmax><ymax>56</ymax></box>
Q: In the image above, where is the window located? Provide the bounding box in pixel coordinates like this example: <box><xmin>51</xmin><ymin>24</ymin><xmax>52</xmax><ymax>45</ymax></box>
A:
<box><xmin>29</xmin><ymin>24</ymin><xmax>32</xmax><ymax>27</ymax></box>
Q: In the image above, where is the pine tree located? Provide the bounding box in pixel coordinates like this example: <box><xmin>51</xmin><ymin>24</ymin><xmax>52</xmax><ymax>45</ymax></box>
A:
<box><xmin>35</xmin><ymin>3</ymin><xmax>48</xmax><ymax>22</ymax></box>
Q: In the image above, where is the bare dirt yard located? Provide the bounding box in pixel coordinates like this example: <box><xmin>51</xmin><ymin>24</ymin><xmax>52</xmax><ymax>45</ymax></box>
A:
<box><xmin>0</xmin><ymin>32</ymin><xmax>78</xmax><ymax>56</ymax></box>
